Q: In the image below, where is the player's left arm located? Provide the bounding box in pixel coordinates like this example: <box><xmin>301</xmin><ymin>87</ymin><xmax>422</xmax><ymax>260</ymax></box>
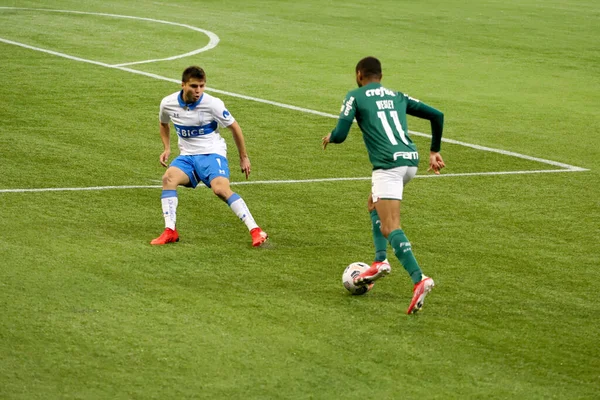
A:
<box><xmin>406</xmin><ymin>95</ymin><xmax>446</xmax><ymax>174</ymax></box>
<box><xmin>214</xmin><ymin>100</ymin><xmax>251</xmax><ymax>179</ymax></box>
<box><xmin>226</xmin><ymin>121</ymin><xmax>251</xmax><ymax>180</ymax></box>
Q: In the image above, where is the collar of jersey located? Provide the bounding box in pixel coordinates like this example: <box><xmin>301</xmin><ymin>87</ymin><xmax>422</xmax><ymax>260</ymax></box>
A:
<box><xmin>178</xmin><ymin>90</ymin><xmax>203</xmax><ymax>110</ymax></box>
<box><xmin>364</xmin><ymin>82</ymin><xmax>381</xmax><ymax>88</ymax></box>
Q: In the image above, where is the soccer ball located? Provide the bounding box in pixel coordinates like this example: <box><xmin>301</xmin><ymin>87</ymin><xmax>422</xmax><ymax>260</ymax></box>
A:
<box><xmin>342</xmin><ymin>262</ymin><xmax>374</xmax><ymax>295</ymax></box>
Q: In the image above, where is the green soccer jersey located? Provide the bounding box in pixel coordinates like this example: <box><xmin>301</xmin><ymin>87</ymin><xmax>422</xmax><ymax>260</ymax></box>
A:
<box><xmin>330</xmin><ymin>82</ymin><xmax>444</xmax><ymax>170</ymax></box>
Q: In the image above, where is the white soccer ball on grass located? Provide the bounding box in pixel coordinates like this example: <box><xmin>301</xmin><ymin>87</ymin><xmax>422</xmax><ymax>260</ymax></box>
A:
<box><xmin>342</xmin><ymin>262</ymin><xmax>374</xmax><ymax>295</ymax></box>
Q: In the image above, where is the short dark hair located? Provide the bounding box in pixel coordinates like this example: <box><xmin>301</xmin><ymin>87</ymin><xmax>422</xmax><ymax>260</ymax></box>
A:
<box><xmin>356</xmin><ymin>57</ymin><xmax>382</xmax><ymax>79</ymax></box>
<box><xmin>182</xmin><ymin>66</ymin><xmax>206</xmax><ymax>83</ymax></box>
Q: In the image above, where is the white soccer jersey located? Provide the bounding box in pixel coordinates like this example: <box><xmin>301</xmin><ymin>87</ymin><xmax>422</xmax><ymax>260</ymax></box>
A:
<box><xmin>159</xmin><ymin>91</ymin><xmax>236</xmax><ymax>157</ymax></box>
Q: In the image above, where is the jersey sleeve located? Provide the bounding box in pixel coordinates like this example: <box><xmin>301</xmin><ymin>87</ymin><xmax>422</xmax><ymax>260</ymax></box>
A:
<box><xmin>330</xmin><ymin>92</ymin><xmax>356</xmax><ymax>143</ymax></box>
<box><xmin>405</xmin><ymin>94</ymin><xmax>444</xmax><ymax>152</ymax></box>
<box><xmin>211</xmin><ymin>99</ymin><xmax>236</xmax><ymax>127</ymax></box>
<box><xmin>338</xmin><ymin>92</ymin><xmax>357</xmax><ymax>122</ymax></box>
<box><xmin>159</xmin><ymin>98</ymin><xmax>171</xmax><ymax>124</ymax></box>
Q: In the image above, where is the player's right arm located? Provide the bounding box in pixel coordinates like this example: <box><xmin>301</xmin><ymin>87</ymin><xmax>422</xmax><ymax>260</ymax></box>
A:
<box><xmin>159</xmin><ymin>122</ymin><xmax>171</xmax><ymax>167</ymax></box>
<box><xmin>323</xmin><ymin>92</ymin><xmax>356</xmax><ymax>150</ymax></box>
<box><xmin>158</xmin><ymin>99</ymin><xmax>172</xmax><ymax>167</ymax></box>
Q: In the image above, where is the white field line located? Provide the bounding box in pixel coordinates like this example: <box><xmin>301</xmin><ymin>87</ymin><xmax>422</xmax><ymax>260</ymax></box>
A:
<box><xmin>0</xmin><ymin>186</ymin><xmax>159</xmax><ymax>193</ymax></box>
<box><xmin>0</xmin><ymin>169</ymin><xmax>585</xmax><ymax>194</ymax></box>
<box><xmin>420</xmin><ymin>136</ymin><xmax>588</xmax><ymax>171</ymax></box>
<box><xmin>0</xmin><ymin>7</ymin><xmax>219</xmax><ymax>66</ymax></box>
<box><xmin>1</xmin><ymin>35</ymin><xmax>339</xmax><ymax>120</ymax></box>
<box><xmin>1</xmin><ymin>34</ymin><xmax>588</xmax><ymax>174</ymax></box>
<box><xmin>0</xmin><ymin>12</ymin><xmax>589</xmax><ymax>195</ymax></box>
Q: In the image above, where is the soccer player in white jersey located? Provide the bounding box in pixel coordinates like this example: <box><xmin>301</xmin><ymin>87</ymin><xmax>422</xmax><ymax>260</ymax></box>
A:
<box><xmin>151</xmin><ymin>66</ymin><xmax>268</xmax><ymax>247</ymax></box>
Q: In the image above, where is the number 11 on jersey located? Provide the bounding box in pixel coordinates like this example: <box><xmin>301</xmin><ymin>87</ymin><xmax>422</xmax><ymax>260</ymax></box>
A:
<box><xmin>377</xmin><ymin>110</ymin><xmax>409</xmax><ymax>146</ymax></box>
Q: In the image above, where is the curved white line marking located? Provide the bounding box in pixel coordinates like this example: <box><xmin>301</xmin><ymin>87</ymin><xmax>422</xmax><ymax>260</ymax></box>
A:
<box><xmin>0</xmin><ymin>7</ymin><xmax>589</xmax><ymax>185</ymax></box>
<box><xmin>0</xmin><ymin>36</ymin><xmax>589</xmax><ymax>188</ymax></box>
<box><xmin>0</xmin><ymin>7</ymin><xmax>219</xmax><ymax>66</ymax></box>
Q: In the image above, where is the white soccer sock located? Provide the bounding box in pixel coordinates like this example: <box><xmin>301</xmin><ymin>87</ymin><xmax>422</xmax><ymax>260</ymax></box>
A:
<box><xmin>227</xmin><ymin>193</ymin><xmax>258</xmax><ymax>231</ymax></box>
<box><xmin>161</xmin><ymin>191</ymin><xmax>178</xmax><ymax>230</ymax></box>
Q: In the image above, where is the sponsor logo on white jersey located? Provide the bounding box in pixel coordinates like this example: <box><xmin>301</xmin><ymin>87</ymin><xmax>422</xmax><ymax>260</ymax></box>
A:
<box><xmin>159</xmin><ymin>91</ymin><xmax>231</xmax><ymax>157</ymax></box>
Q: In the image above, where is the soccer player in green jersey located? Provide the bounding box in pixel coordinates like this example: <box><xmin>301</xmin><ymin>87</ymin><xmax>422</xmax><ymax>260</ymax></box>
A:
<box><xmin>322</xmin><ymin>56</ymin><xmax>445</xmax><ymax>314</ymax></box>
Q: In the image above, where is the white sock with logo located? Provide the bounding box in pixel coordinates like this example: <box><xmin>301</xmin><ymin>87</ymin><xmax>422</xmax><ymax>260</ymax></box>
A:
<box><xmin>161</xmin><ymin>190</ymin><xmax>178</xmax><ymax>230</ymax></box>
<box><xmin>227</xmin><ymin>193</ymin><xmax>258</xmax><ymax>231</ymax></box>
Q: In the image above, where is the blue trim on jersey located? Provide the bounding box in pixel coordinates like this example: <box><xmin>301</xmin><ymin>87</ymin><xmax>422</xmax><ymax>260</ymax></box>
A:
<box><xmin>177</xmin><ymin>90</ymin><xmax>203</xmax><ymax>110</ymax></box>
<box><xmin>161</xmin><ymin>189</ymin><xmax>177</xmax><ymax>199</ymax></box>
<box><xmin>170</xmin><ymin>154</ymin><xmax>230</xmax><ymax>189</ymax></box>
<box><xmin>227</xmin><ymin>193</ymin><xmax>241</xmax><ymax>206</ymax></box>
<box><xmin>173</xmin><ymin>121</ymin><xmax>218</xmax><ymax>138</ymax></box>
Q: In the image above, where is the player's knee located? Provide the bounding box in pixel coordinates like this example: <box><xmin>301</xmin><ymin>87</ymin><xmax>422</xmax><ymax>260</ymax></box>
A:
<box><xmin>161</xmin><ymin>173</ymin><xmax>177</xmax><ymax>189</ymax></box>
<box><xmin>380</xmin><ymin>225</ymin><xmax>395</xmax><ymax>238</ymax></box>
<box><xmin>212</xmin><ymin>188</ymin><xmax>226</xmax><ymax>200</ymax></box>
<box><xmin>212</xmin><ymin>186</ymin><xmax>232</xmax><ymax>201</ymax></box>
<box><xmin>210</xmin><ymin>177</ymin><xmax>232</xmax><ymax>201</ymax></box>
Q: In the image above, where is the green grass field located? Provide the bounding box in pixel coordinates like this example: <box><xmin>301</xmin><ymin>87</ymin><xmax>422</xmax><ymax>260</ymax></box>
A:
<box><xmin>1</xmin><ymin>1</ymin><xmax>599</xmax><ymax>399</ymax></box>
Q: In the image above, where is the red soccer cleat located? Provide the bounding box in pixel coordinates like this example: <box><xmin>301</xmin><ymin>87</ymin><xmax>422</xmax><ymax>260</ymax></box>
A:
<box><xmin>150</xmin><ymin>228</ymin><xmax>179</xmax><ymax>245</ymax></box>
<box><xmin>353</xmin><ymin>260</ymin><xmax>391</xmax><ymax>286</ymax></box>
<box><xmin>407</xmin><ymin>276</ymin><xmax>435</xmax><ymax>314</ymax></box>
<box><xmin>250</xmin><ymin>227</ymin><xmax>268</xmax><ymax>247</ymax></box>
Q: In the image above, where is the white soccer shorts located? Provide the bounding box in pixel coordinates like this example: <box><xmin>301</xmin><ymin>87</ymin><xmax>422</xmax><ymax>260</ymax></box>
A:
<box><xmin>371</xmin><ymin>166</ymin><xmax>418</xmax><ymax>202</ymax></box>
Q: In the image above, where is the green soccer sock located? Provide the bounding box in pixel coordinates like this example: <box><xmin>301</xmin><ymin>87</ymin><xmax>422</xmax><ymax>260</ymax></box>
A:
<box><xmin>388</xmin><ymin>229</ymin><xmax>423</xmax><ymax>284</ymax></box>
<box><xmin>370</xmin><ymin>210</ymin><xmax>388</xmax><ymax>262</ymax></box>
